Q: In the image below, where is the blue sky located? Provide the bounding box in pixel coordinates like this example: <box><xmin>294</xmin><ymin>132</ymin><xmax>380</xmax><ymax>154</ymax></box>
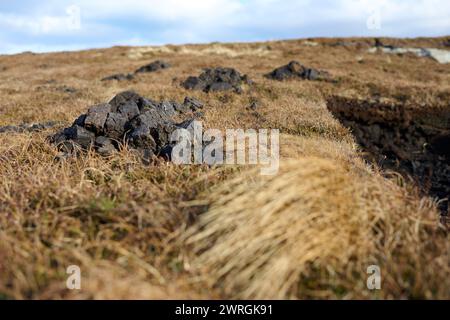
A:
<box><xmin>0</xmin><ymin>0</ymin><xmax>449</xmax><ymax>54</ymax></box>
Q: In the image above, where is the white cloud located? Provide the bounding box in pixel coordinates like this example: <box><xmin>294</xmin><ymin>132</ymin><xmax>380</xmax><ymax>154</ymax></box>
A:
<box><xmin>2</xmin><ymin>0</ymin><xmax>449</xmax><ymax>36</ymax></box>
<box><xmin>0</xmin><ymin>6</ymin><xmax>81</xmax><ymax>35</ymax></box>
<box><xmin>0</xmin><ymin>13</ymin><xmax>60</xmax><ymax>34</ymax></box>
<box><xmin>76</xmin><ymin>0</ymin><xmax>241</xmax><ymax>21</ymax></box>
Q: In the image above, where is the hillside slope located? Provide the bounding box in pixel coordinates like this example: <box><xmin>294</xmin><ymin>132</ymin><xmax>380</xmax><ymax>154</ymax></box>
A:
<box><xmin>0</xmin><ymin>37</ymin><xmax>449</xmax><ymax>299</ymax></box>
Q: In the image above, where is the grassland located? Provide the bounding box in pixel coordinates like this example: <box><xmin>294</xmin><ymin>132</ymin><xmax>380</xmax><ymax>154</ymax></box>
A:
<box><xmin>0</xmin><ymin>37</ymin><xmax>449</xmax><ymax>299</ymax></box>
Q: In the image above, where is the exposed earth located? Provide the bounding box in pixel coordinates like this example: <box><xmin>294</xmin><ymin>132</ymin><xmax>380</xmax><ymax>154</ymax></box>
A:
<box><xmin>327</xmin><ymin>96</ymin><xmax>450</xmax><ymax>216</ymax></box>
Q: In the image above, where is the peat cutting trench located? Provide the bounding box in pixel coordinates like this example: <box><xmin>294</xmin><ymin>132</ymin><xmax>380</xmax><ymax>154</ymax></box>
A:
<box><xmin>327</xmin><ymin>96</ymin><xmax>450</xmax><ymax>222</ymax></box>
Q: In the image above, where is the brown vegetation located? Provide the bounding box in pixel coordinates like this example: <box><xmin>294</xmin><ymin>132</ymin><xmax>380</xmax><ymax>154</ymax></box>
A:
<box><xmin>0</xmin><ymin>36</ymin><xmax>449</xmax><ymax>299</ymax></box>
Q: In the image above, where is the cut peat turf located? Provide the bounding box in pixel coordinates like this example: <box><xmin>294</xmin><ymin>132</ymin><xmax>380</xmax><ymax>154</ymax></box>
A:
<box><xmin>265</xmin><ymin>60</ymin><xmax>329</xmax><ymax>81</ymax></box>
<box><xmin>182</xmin><ymin>67</ymin><xmax>252</xmax><ymax>93</ymax></box>
<box><xmin>327</xmin><ymin>96</ymin><xmax>450</xmax><ymax>218</ymax></box>
<box><xmin>49</xmin><ymin>91</ymin><xmax>204</xmax><ymax>159</ymax></box>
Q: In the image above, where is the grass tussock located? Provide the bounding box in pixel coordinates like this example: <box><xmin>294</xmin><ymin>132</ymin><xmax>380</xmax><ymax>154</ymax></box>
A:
<box><xmin>184</xmin><ymin>158</ymin><xmax>449</xmax><ymax>299</ymax></box>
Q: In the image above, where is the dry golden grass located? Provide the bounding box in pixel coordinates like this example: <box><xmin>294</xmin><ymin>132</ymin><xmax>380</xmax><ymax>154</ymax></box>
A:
<box><xmin>0</xmin><ymin>133</ymin><xmax>231</xmax><ymax>299</ymax></box>
<box><xmin>183</xmin><ymin>158</ymin><xmax>448</xmax><ymax>299</ymax></box>
<box><xmin>0</xmin><ymin>36</ymin><xmax>449</xmax><ymax>299</ymax></box>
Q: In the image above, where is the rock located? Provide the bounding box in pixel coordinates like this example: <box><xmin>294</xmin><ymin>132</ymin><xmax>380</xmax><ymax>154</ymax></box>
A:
<box><xmin>0</xmin><ymin>121</ymin><xmax>60</xmax><ymax>134</ymax></box>
<box><xmin>171</xmin><ymin>98</ymin><xmax>205</xmax><ymax>114</ymax></box>
<box><xmin>28</xmin><ymin>122</ymin><xmax>60</xmax><ymax>131</ymax></box>
<box><xmin>269</xmin><ymin>62</ymin><xmax>294</xmax><ymax>80</ymax></box>
<box><xmin>64</xmin><ymin>125</ymin><xmax>95</xmax><ymax>149</ymax></box>
<box><xmin>193</xmin><ymin>111</ymin><xmax>205</xmax><ymax>119</ymax></box>
<box><xmin>172</xmin><ymin>102</ymin><xmax>189</xmax><ymax>113</ymax></box>
<box><xmin>84</xmin><ymin>103</ymin><xmax>111</xmax><ymax>134</ymax></box>
<box><xmin>176</xmin><ymin>118</ymin><xmax>196</xmax><ymax>131</ymax></box>
<box><xmin>104</xmin><ymin>112</ymin><xmax>128</xmax><ymax>140</ymax></box>
<box><xmin>425</xmin><ymin>49</ymin><xmax>450</xmax><ymax>64</ymax></box>
<box><xmin>183</xmin><ymin>97</ymin><xmax>204</xmax><ymax>111</ymax></box>
<box><xmin>101</xmin><ymin>73</ymin><xmax>134</xmax><ymax>81</ymax></box>
<box><xmin>109</xmin><ymin>90</ymin><xmax>142</xmax><ymax>111</ymax></box>
<box><xmin>49</xmin><ymin>130</ymin><xmax>68</xmax><ymax>145</ymax></box>
<box><xmin>128</xmin><ymin>112</ymin><xmax>161</xmax><ymax>131</ymax></box>
<box><xmin>303</xmin><ymin>68</ymin><xmax>320</xmax><ymax>80</ymax></box>
<box><xmin>150</xmin><ymin>121</ymin><xmax>177</xmax><ymax>147</ymax></box>
<box><xmin>135</xmin><ymin>60</ymin><xmax>170</xmax><ymax>74</ymax></box>
<box><xmin>209</xmin><ymin>82</ymin><xmax>234</xmax><ymax>92</ymax></box>
<box><xmin>0</xmin><ymin>125</ymin><xmax>21</xmax><ymax>133</ymax></box>
<box><xmin>73</xmin><ymin>114</ymin><xmax>87</xmax><ymax>127</ymax></box>
<box><xmin>95</xmin><ymin>136</ymin><xmax>116</xmax><ymax>156</ymax></box>
<box><xmin>381</xmin><ymin>47</ymin><xmax>429</xmax><ymax>57</ymax></box>
<box><xmin>101</xmin><ymin>60</ymin><xmax>170</xmax><ymax>82</ymax></box>
<box><xmin>182</xmin><ymin>67</ymin><xmax>251</xmax><ymax>93</ymax></box>
<box><xmin>182</xmin><ymin>76</ymin><xmax>205</xmax><ymax>91</ymax></box>
<box><xmin>139</xmin><ymin>97</ymin><xmax>159</xmax><ymax>112</ymax></box>
<box><xmin>128</xmin><ymin>125</ymin><xmax>156</xmax><ymax>150</ymax></box>
<box><xmin>265</xmin><ymin>61</ymin><xmax>328</xmax><ymax>81</ymax></box>
<box><xmin>117</xmin><ymin>101</ymin><xmax>140</xmax><ymax>121</ymax></box>
<box><xmin>49</xmin><ymin>91</ymin><xmax>205</xmax><ymax>160</ymax></box>
<box><xmin>369</xmin><ymin>44</ymin><xmax>450</xmax><ymax>64</ymax></box>
<box><xmin>159</xmin><ymin>101</ymin><xmax>177</xmax><ymax>118</ymax></box>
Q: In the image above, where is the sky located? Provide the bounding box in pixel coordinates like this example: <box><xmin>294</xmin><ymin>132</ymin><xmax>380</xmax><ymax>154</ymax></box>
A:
<box><xmin>0</xmin><ymin>0</ymin><xmax>449</xmax><ymax>54</ymax></box>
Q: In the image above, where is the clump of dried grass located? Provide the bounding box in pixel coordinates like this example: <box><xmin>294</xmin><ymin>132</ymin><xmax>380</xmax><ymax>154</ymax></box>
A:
<box><xmin>184</xmin><ymin>157</ymin><xmax>449</xmax><ymax>299</ymax></box>
<box><xmin>127</xmin><ymin>43</ymin><xmax>277</xmax><ymax>60</ymax></box>
<box><xmin>0</xmin><ymin>132</ymin><xmax>229</xmax><ymax>299</ymax></box>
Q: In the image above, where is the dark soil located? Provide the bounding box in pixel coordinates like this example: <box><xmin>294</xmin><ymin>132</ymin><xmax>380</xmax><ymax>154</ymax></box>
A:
<box><xmin>327</xmin><ymin>96</ymin><xmax>450</xmax><ymax>217</ymax></box>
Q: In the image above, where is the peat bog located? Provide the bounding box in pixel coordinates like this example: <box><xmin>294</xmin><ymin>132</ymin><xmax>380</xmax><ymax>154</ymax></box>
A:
<box><xmin>327</xmin><ymin>96</ymin><xmax>450</xmax><ymax>219</ymax></box>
